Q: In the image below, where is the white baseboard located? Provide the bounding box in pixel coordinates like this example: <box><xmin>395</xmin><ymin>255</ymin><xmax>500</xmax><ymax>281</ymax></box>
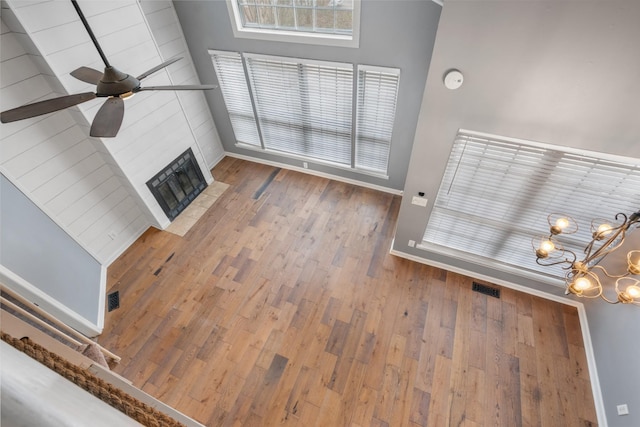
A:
<box><xmin>224</xmin><ymin>152</ymin><xmax>404</xmax><ymax>196</ymax></box>
<box><xmin>389</xmin><ymin>246</ymin><xmax>607</xmax><ymax>427</ymax></box>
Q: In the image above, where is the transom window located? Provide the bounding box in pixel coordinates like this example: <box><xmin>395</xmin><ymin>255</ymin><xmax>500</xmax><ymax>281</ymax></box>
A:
<box><xmin>209</xmin><ymin>50</ymin><xmax>400</xmax><ymax>177</ymax></box>
<box><xmin>226</xmin><ymin>0</ymin><xmax>360</xmax><ymax>48</ymax></box>
<box><xmin>420</xmin><ymin>130</ymin><xmax>640</xmax><ymax>283</ymax></box>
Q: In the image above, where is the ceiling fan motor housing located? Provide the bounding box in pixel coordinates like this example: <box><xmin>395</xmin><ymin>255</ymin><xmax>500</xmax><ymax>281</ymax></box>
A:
<box><xmin>97</xmin><ymin>66</ymin><xmax>140</xmax><ymax>97</ymax></box>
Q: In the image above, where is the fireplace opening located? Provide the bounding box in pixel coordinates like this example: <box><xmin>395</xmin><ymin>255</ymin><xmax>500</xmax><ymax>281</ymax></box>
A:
<box><xmin>146</xmin><ymin>148</ymin><xmax>206</xmax><ymax>221</ymax></box>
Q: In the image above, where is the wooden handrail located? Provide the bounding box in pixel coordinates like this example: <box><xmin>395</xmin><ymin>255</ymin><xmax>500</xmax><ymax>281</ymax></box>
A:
<box><xmin>0</xmin><ymin>285</ymin><xmax>120</xmax><ymax>363</ymax></box>
<box><xmin>1</xmin><ymin>297</ymin><xmax>84</xmax><ymax>347</ymax></box>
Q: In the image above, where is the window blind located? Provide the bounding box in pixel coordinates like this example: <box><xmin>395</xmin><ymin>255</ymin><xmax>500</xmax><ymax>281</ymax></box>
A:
<box><xmin>245</xmin><ymin>54</ymin><xmax>353</xmax><ymax>165</ymax></box>
<box><xmin>422</xmin><ymin>130</ymin><xmax>640</xmax><ymax>279</ymax></box>
<box><xmin>209</xmin><ymin>50</ymin><xmax>261</xmax><ymax>147</ymax></box>
<box><xmin>209</xmin><ymin>51</ymin><xmax>400</xmax><ymax>177</ymax></box>
<box><xmin>356</xmin><ymin>65</ymin><xmax>400</xmax><ymax>174</ymax></box>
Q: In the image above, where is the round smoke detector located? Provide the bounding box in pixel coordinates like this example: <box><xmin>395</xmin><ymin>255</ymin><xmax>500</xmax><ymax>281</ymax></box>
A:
<box><xmin>444</xmin><ymin>69</ymin><xmax>464</xmax><ymax>90</ymax></box>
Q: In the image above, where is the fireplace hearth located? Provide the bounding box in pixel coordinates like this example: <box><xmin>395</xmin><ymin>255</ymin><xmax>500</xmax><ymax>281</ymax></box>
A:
<box><xmin>146</xmin><ymin>148</ymin><xmax>206</xmax><ymax>221</ymax></box>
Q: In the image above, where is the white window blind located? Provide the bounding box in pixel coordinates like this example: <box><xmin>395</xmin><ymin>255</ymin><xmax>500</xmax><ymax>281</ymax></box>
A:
<box><xmin>356</xmin><ymin>65</ymin><xmax>400</xmax><ymax>174</ymax></box>
<box><xmin>422</xmin><ymin>130</ymin><xmax>640</xmax><ymax>280</ymax></box>
<box><xmin>209</xmin><ymin>51</ymin><xmax>400</xmax><ymax>177</ymax></box>
<box><xmin>245</xmin><ymin>54</ymin><xmax>353</xmax><ymax>166</ymax></box>
<box><xmin>209</xmin><ymin>50</ymin><xmax>261</xmax><ymax>147</ymax></box>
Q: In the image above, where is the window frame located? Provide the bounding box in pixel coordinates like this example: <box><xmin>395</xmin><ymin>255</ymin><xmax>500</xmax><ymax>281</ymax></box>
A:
<box><xmin>225</xmin><ymin>0</ymin><xmax>361</xmax><ymax>48</ymax></box>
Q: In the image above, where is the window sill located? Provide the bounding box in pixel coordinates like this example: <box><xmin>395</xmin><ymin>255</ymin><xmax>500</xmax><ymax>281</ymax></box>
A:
<box><xmin>232</xmin><ymin>27</ymin><xmax>359</xmax><ymax>48</ymax></box>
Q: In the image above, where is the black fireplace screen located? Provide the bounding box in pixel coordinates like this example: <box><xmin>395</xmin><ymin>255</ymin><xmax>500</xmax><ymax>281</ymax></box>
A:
<box><xmin>146</xmin><ymin>148</ymin><xmax>206</xmax><ymax>221</ymax></box>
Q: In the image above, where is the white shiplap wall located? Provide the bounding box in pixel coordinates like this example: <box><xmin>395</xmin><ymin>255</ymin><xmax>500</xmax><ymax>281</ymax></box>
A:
<box><xmin>0</xmin><ymin>7</ymin><xmax>150</xmax><ymax>266</ymax></box>
<box><xmin>139</xmin><ymin>0</ymin><xmax>224</xmax><ymax>170</ymax></box>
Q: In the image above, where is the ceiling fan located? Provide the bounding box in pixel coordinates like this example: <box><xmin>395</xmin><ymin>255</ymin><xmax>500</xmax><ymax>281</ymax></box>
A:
<box><xmin>0</xmin><ymin>0</ymin><xmax>216</xmax><ymax>138</ymax></box>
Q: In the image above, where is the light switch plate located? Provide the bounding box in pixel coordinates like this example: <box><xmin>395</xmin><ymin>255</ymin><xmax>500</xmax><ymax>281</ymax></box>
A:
<box><xmin>411</xmin><ymin>196</ymin><xmax>428</xmax><ymax>207</ymax></box>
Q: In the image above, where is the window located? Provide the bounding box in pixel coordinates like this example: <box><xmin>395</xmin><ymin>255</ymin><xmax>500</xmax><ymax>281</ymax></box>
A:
<box><xmin>209</xmin><ymin>51</ymin><xmax>260</xmax><ymax>147</ymax></box>
<box><xmin>356</xmin><ymin>65</ymin><xmax>400</xmax><ymax>174</ymax></box>
<box><xmin>226</xmin><ymin>0</ymin><xmax>361</xmax><ymax>48</ymax></box>
<box><xmin>420</xmin><ymin>130</ymin><xmax>640</xmax><ymax>281</ymax></box>
<box><xmin>209</xmin><ymin>51</ymin><xmax>400</xmax><ymax>177</ymax></box>
<box><xmin>245</xmin><ymin>54</ymin><xmax>353</xmax><ymax>165</ymax></box>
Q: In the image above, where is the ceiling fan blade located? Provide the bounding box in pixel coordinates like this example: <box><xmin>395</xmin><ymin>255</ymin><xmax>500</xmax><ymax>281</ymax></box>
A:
<box><xmin>136</xmin><ymin>57</ymin><xmax>183</xmax><ymax>81</ymax></box>
<box><xmin>137</xmin><ymin>85</ymin><xmax>218</xmax><ymax>91</ymax></box>
<box><xmin>71</xmin><ymin>66</ymin><xmax>103</xmax><ymax>85</ymax></box>
<box><xmin>90</xmin><ymin>97</ymin><xmax>124</xmax><ymax>138</ymax></box>
<box><xmin>1</xmin><ymin>92</ymin><xmax>96</xmax><ymax>123</ymax></box>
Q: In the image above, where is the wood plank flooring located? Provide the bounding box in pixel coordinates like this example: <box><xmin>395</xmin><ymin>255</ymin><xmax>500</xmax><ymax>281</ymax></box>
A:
<box><xmin>99</xmin><ymin>157</ymin><xmax>597</xmax><ymax>426</ymax></box>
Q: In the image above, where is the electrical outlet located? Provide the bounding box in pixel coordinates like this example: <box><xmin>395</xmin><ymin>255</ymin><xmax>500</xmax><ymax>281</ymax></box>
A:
<box><xmin>303</xmin><ymin>162</ymin><xmax>308</xmax><ymax>169</ymax></box>
<box><xmin>408</xmin><ymin>240</ymin><xmax>416</xmax><ymax>247</ymax></box>
<box><xmin>617</xmin><ymin>404</ymin><xmax>629</xmax><ymax>415</ymax></box>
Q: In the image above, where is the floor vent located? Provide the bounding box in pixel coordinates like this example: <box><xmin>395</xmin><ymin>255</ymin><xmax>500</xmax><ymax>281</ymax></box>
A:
<box><xmin>107</xmin><ymin>291</ymin><xmax>120</xmax><ymax>312</ymax></box>
<box><xmin>472</xmin><ymin>282</ymin><xmax>501</xmax><ymax>299</ymax></box>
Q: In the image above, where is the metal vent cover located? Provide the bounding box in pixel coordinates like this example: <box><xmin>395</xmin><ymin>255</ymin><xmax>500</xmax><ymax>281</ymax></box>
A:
<box><xmin>472</xmin><ymin>282</ymin><xmax>501</xmax><ymax>299</ymax></box>
<box><xmin>107</xmin><ymin>291</ymin><xmax>120</xmax><ymax>312</ymax></box>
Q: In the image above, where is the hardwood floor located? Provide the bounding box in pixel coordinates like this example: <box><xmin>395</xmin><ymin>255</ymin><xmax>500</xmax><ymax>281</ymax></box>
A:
<box><xmin>99</xmin><ymin>157</ymin><xmax>597</xmax><ymax>426</ymax></box>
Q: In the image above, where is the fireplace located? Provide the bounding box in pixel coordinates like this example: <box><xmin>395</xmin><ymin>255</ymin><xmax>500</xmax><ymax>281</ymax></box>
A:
<box><xmin>146</xmin><ymin>148</ymin><xmax>206</xmax><ymax>221</ymax></box>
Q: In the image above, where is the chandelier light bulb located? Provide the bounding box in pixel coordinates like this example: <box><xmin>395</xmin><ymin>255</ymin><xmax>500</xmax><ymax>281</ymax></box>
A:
<box><xmin>616</xmin><ymin>278</ymin><xmax>640</xmax><ymax>304</ymax></box>
<box><xmin>628</xmin><ymin>250</ymin><xmax>640</xmax><ymax>275</ymax></box>
<box><xmin>547</xmin><ymin>213</ymin><xmax>578</xmax><ymax>235</ymax></box>
<box><xmin>541</xmin><ymin>240</ymin><xmax>555</xmax><ymax>252</ymax></box>
<box><xmin>555</xmin><ymin>217</ymin><xmax>570</xmax><ymax>230</ymax></box>
<box><xmin>573</xmin><ymin>277</ymin><xmax>592</xmax><ymax>291</ymax></box>
<box><xmin>535</xmin><ymin>238</ymin><xmax>556</xmax><ymax>258</ymax></box>
<box><xmin>595</xmin><ymin>223</ymin><xmax>613</xmax><ymax>239</ymax></box>
<box><xmin>626</xmin><ymin>285</ymin><xmax>640</xmax><ymax>299</ymax></box>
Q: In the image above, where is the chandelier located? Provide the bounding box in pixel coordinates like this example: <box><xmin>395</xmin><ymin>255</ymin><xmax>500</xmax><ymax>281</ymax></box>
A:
<box><xmin>533</xmin><ymin>211</ymin><xmax>640</xmax><ymax>305</ymax></box>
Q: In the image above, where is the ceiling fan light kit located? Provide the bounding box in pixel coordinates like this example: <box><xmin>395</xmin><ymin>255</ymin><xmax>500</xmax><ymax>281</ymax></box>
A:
<box><xmin>0</xmin><ymin>0</ymin><xmax>216</xmax><ymax>138</ymax></box>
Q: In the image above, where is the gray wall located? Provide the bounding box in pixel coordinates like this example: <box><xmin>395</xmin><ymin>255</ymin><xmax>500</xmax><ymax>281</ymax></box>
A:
<box><xmin>0</xmin><ymin>175</ymin><xmax>102</xmax><ymax>326</ymax></box>
<box><xmin>393</xmin><ymin>1</ymin><xmax>640</xmax><ymax>425</ymax></box>
<box><xmin>173</xmin><ymin>0</ymin><xmax>441</xmax><ymax>191</ymax></box>
<box><xmin>585</xmin><ymin>231</ymin><xmax>640</xmax><ymax>426</ymax></box>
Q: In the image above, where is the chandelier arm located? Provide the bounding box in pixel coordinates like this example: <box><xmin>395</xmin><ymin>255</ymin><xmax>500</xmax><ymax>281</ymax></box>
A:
<box><xmin>584</xmin><ymin>224</ymin><xmax>628</xmax><ymax>264</ymax></box>
<box><xmin>614</xmin><ymin>212</ymin><xmax>630</xmax><ymax>223</ymax></box>
<box><xmin>589</xmin><ymin>264</ymin><xmax>629</xmax><ymax>279</ymax></box>
<box><xmin>565</xmin><ymin>250</ymin><xmax>577</xmax><ymax>265</ymax></box>
<box><xmin>536</xmin><ymin>258</ymin><xmax>571</xmax><ymax>267</ymax></box>
<box><xmin>535</xmin><ymin>249</ymin><xmax>576</xmax><ymax>267</ymax></box>
<box><xmin>599</xmin><ymin>294</ymin><xmax>621</xmax><ymax>304</ymax></box>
